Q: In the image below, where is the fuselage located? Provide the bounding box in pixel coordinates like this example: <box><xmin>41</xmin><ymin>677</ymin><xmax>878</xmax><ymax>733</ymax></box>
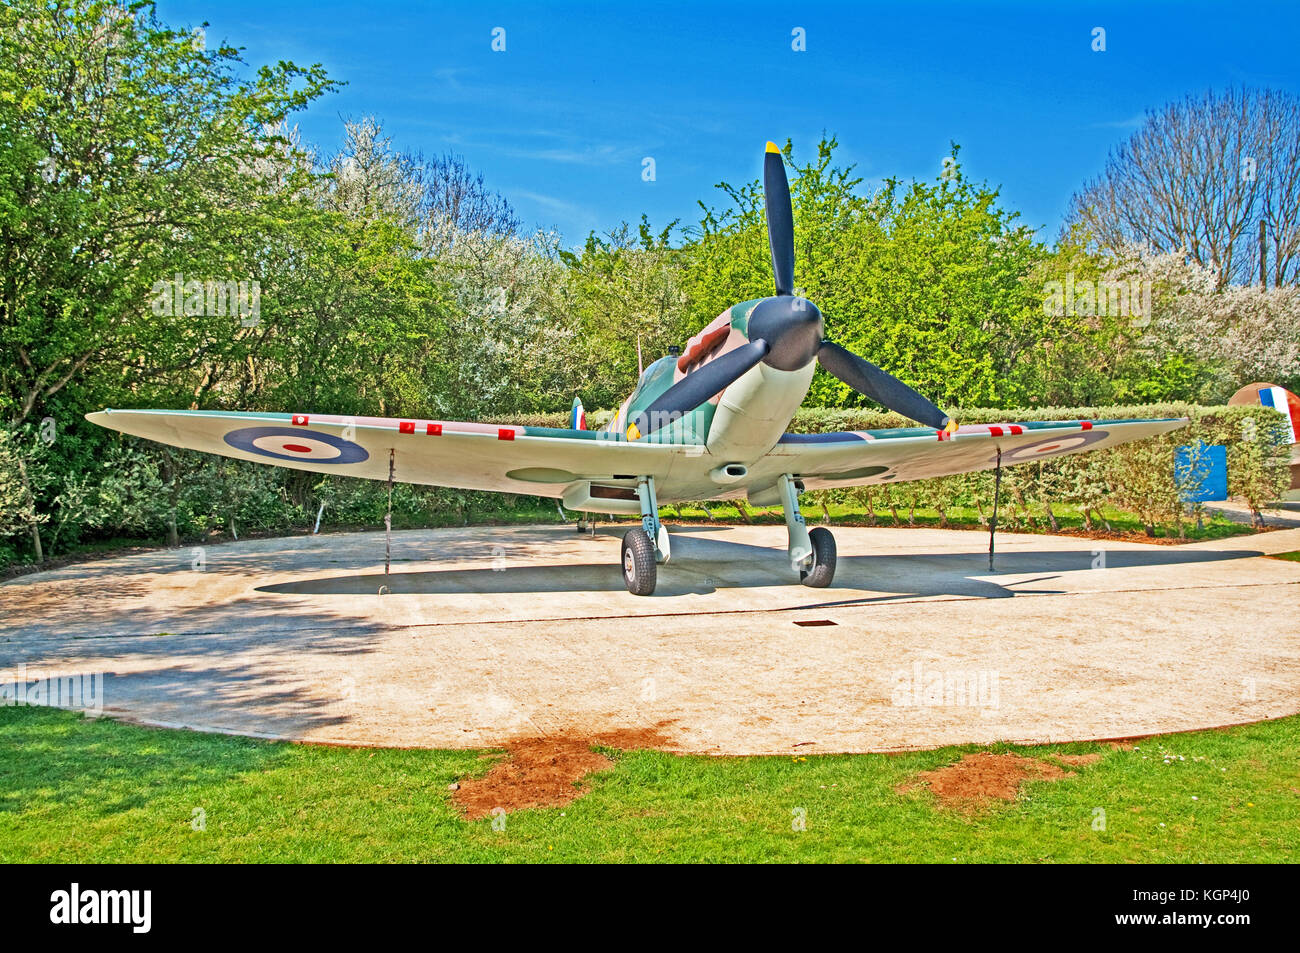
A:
<box><xmin>607</xmin><ymin>298</ymin><xmax>818</xmax><ymax>465</ymax></box>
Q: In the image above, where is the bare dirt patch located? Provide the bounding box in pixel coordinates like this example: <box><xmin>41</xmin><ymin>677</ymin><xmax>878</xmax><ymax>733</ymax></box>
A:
<box><xmin>1053</xmin><ymin>527</ymin><xmax>1194</xmax><ymax>546</ymax></box>
<box><xmin>453</xmin><ymin>726</ymin><xmax>672</xmax><ymax>820</ymax></box>
<box><xmin>898</xmin><ymin>752</ymin><xmax>1076</xmax><ymax>808</ymax></box>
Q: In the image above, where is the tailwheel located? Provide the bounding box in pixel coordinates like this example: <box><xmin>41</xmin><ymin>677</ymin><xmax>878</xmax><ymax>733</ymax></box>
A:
<box><xmin>799</xmin><ymin>527</ymin><xmax>837</xmax><ymax>588</ymax></box>
<box><xmin>621</xmin><ymin>528</ymin><xmax>657</xmax><ymax>595</ymax></box>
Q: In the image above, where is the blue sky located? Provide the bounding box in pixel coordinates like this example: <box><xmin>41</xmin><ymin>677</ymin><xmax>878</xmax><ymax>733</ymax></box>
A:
<box><xmin>158</xmin><ymin>0</ymin><xmax>1300</xmax><ymax>246</ymax></box>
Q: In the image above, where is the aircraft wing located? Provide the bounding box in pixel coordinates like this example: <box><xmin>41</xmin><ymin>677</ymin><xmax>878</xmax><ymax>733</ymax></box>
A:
<box><xmin>86</xmin><ymin>408</ymin><xmax>679</xmax><ymax>498</ymax></box>
<box><xmin>762</xmin><ymin>417</ymin><xmax>1189</xmax><ymax>490</ymax></box>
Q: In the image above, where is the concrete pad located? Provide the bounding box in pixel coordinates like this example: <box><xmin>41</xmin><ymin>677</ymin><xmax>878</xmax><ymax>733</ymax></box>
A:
<box><xmin>2</xmin><ymin>523</ymin><xmax>1298</xmax><ymax>754</ymax></box>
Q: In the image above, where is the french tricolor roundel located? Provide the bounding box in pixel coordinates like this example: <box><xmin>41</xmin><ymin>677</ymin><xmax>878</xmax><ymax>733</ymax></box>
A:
<box><xmin>1230</xmin><ymin>382</ymin><xmax>1300</xmax><ymax>444</ymax></box>
<box><xmin>223</xmin><ymin>426</ymin><xmax>369</xmax><ymax>464</ymax></box>
<box><xmin>1258</xmin><ymin>385</ymin><xmax>1300</xmax><ymax>444</ymax></box>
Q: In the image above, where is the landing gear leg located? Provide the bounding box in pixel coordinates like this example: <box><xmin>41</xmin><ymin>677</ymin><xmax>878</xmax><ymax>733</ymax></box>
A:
<box><xmin>778</xmin><ymin>474</ymin><xmax>812</xmax><ymax>572</ymax></box>
<box><xmin>778</xmin><ymin>473</ymin><xmax>836</xmax><ymax>587</ymax></box>
<box><xmin>637</xmin><ymin>476</ymin><xmax>670</xmax><ymax>564</ymax></box>
<box><xmin>620</xmin><ymin>476</ymin><xmax>666</xmax><ymax>596</ymax></box>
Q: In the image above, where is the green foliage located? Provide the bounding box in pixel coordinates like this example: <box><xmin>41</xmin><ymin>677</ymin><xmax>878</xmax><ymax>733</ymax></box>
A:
<box><xmin>0</xmin><ymin>427</ymin><xmax>42</xmax><ymax>538</ymax></box>
<box><xmin>0</xmin><ymin>0</ymin><xmax>337</xmax><ymax>426</ymax></box>
<box><xmin>4</xmin><ymin>706</ymin><xmax>1299</xmax><ymax>862</ymax></box>
<box><xmin>559</xmin><ymin>218</ymin><xmax>687</xmax><ymax>409</ymax></box>
<box><xmin>0</xmin><ymin>8</ymin><xmax>1292</xmax><ymax>567</ymax></box>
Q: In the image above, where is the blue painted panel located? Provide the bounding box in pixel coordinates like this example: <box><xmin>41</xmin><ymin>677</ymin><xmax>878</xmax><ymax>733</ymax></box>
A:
<box><xmin>1176</xmin><ymin>443</ymin><xmax>1227</xmax><ymax>502</ymax></box>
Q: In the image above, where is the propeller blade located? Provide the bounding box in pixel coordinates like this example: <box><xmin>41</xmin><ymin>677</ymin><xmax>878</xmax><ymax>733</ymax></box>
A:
<box><xmin>629</xmin><ymin>339</ymin><xmax>770</xmax><ymax>438</ymax></box>
<box><xmin>818</xmin><ymin>340</ymin><xmax>953</xmax><ymax>431</ymax></box>
<box><xmin>763</xmin><ymin>141</ymin><xmax>795</xmax><ymax>297</ymax></box>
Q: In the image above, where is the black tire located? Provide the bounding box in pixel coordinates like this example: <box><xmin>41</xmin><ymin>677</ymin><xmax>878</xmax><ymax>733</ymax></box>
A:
<box><xmin>799</xmin><ymin>527</ymin><xmax>837</xmax><ymax>588</ymax></box>
<box><xmin>621</xmin><ymin>527</ymin><xmax>657</xmax><ymax>595</ymax></box>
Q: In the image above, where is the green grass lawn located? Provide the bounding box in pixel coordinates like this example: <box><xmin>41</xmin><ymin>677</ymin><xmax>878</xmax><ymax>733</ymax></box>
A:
<box><xmin>2</xmin><ymin>707</ymin><xmax>1296</xmax><ymax>863</ymax></box>
<box><xmin>1268</xmin><ymin>550</ymin><xmax>1300</xmax><ymax>562</ymax></box>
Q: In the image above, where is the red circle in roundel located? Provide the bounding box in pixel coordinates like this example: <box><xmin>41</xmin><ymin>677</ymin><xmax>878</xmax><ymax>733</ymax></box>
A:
<box><xmin>282</xmin><ymin>443</ymin><xmax>313</xmax><ymax>453</ymax></box>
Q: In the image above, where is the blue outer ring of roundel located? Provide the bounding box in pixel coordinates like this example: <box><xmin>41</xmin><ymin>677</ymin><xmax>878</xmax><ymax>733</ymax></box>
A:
<box><xmin>223</xmin><ymin>426</ymin><xmax>370</xmax><ymax>464</ymax></box>
<box><xmin>992</xmin><ymin>428</ymin><xmax>1109</xmax><ymax>465</ymax></box>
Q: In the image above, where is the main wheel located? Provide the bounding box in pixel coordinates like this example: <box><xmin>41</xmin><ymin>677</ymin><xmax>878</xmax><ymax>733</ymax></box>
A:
<box><xmin>799</xmin><ymin>527</ymin><xmax>836</xmax><ymax>588</ymax></box>
<box><xmin>621</xmin><ymin>528</ymin><xmax>657</xmax><ymax>595</ymax></box>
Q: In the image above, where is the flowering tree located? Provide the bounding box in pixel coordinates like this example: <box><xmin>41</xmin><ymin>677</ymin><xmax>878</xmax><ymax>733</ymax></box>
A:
<box><xmin>1109</xmin><ymin>246</ymin><xmax>1300</xmax><ymax>399</ymax></box>
<box><xmin>431</xmin><ymin>225</ymin><xmax>579</xmax><ymax>417</ymax></box>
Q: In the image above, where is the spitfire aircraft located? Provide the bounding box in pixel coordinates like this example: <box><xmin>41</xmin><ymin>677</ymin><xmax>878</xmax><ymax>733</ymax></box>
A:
<box><xmin>89</xmin><ymin>142</ymin><xmax>1185</xmax><ymax>595</ymax></box>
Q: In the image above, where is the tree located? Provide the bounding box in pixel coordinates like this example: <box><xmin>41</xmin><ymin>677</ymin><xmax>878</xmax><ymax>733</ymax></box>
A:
<box><xmin>559</xmin><ymin>218</ymin><xmax>688</xmax><ymax>409</ymax></box>
<box><xmin>1067</xmin><ymin>87</ymin><xmax>1300</xmax><ymax>289</ymax></box>
<box><xmin>1119</xmin><ymin>246</ymin><xmax>1300</xmax><ymax>400</ymax></box>
<box><xmin>829</xmin><ymin>149</ymin><xmax>1047</xmax><ymax>409</ymax></box>
<box><xmin>431</xmin><ymin>226</ymin><xmax>575</xmax><ymax>417</ymax></box>
<box><xmin>0</xmin><ymin>427</ymin><xmax>45</xmax><ymax>556</ymax></box>
<box><xmin>0</xmin><ymin>0</ymin><xmax>335</xmax><ymax>427</ymax></box>
<box><xmin>417</xmin><ymin>151</ymin><xmax>521</xmax><ymax>245</ymax></box>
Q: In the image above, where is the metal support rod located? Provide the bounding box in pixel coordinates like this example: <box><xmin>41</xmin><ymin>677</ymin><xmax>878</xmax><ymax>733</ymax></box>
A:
<box><xmin>385</xmin><ymin>449</ymin><xmax>395</xmax><ymax>579</ymax></box>
<box><xmin>989</xmin><ymin>450</ymin><xmax>1002</xmax><ymax>571</ymax></box>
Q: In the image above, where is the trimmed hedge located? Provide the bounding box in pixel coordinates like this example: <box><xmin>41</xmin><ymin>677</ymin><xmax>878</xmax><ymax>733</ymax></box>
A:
<box><xmin>498</xmin><ymin>403</ymin><xmax>1293</xmax><ymax>535</ymax></box>
<box><xmin>791</xmin><ymin>404</ymin><xmax>1291</xmax><ymax>535</ymax></box>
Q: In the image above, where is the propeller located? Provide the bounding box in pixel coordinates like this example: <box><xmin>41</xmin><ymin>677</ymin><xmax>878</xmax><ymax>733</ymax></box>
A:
<box><xmin>627</xmin><ymin>141</ymin><xmax>956</xmax><ymax>439</ymax></box>
<box><xmin>817</xmin><ymin>341</ymin><xmax>951</xmax><ymax>431</ymax></box>
<box><xmin>764</xmin><ymin>141</ymin><xmax>795</xmax><ymax>297</ymax></box>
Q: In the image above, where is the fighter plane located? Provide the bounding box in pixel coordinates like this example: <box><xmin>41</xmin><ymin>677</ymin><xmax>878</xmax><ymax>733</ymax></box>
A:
<box><xmin>89</xmin><ymin>142</ymin><xmax>1185</xmax><ymax>595</ymax></box>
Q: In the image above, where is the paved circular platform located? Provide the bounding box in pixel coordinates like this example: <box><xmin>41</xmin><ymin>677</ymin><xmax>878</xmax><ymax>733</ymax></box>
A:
<box><xmin>2</xmin><ymin>523</ymin><xmax>1299</xmax><ymax>754</ymax></box>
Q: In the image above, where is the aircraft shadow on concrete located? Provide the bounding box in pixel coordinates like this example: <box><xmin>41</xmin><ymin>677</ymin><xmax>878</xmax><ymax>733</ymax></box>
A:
<box><xmin>257</xmin><ymin>565</ymin><xmax>716</xmax><ymax>597</ymax></box>
<box><xmin>0</xmin><ymin>526</ymin><xmax>594</xmax><ymax>582</ymax></box>
<box><xmin>256</xmin><ymin>535</ymin><xmax>1265</xmax><ymax>602</ymax></box>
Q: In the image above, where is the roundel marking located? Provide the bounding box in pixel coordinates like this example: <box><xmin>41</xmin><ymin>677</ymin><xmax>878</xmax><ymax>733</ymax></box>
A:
<box><xmin>995</xmin><ymin>429</ymin><xmax>1109</xmax><ymax>464</ymax></box>
<box><xmin>224</xmin><ymin>426</ymin><xmax>370</xmax><ymax>464</ymax></box>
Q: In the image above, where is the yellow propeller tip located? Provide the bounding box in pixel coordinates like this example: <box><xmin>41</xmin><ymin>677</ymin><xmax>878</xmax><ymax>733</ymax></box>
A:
<box><xmin>626</xmin><ymin>423</ymin><xmax>641</xmax><ymax>441</ymax></box>
<box><xmin>765</xmin><ymin>141</ymin><xmax>781</xmax><ymax>154</ymax></box>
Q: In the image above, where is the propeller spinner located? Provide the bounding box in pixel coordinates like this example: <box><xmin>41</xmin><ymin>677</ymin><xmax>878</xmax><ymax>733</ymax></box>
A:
<box><xmin>630</xmin><ymin>141</ymin><xmax>957</xmax><ymax>439</ymax></box>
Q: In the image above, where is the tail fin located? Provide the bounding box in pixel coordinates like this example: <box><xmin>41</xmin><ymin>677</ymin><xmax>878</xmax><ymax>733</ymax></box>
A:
<box><xmin>570</xmin><ymin>396</ymin><xmax>586</xmax><ymax>431</ymax></box>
